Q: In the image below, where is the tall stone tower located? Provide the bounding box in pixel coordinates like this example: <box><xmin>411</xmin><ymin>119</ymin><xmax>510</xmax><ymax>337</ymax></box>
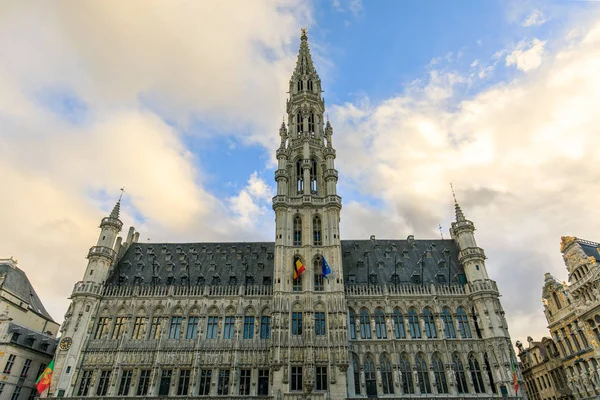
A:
<box><xmin>450</xmin><ymin>199</ymin><xmax>519</xmax><ymax>396</ymax></box>
<box><xmin>51</xmin><ymin>200</ymin><xmax>123</xmax><ymax>397</ymax></box>
<box><xmin>270</xmin><ymin>29</ymin><xmax>349</xmax><ymax>397</ymax></box>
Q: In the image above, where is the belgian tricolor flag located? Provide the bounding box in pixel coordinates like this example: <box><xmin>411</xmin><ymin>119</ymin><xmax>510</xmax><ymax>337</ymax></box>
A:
<box><xmin>293</xmin><ymin>257</ymin><xmax>306</xmax><ymax>280</ymax></box>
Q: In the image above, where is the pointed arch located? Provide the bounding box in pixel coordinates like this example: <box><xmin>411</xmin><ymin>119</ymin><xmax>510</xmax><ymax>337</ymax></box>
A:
<box><xmin>408</xmin><ymin>308</ymin><xmax>421</xmax><ymax>338</ymax></box>
<box><xmin>293</xmin><ymin>215</ymin><xmax>302</xmax><ymax>246</ymax></box>
<box><xmin>297</xmin><ymin>79</ymin><xmax>303</xmax><ymax>92</ymax></box>
<box><xmin>453</xmin><ymin>353</ymin><xmax>468</xmax><ymax>394</ymax></box>
<box><xmin>399</xmin><ymin>353</ymin><xmax>414</xmax><ymax>394</ymax></box>
<box><xmin>308</xmin><ymin>112</ymin><xmax>315</xmax><ymax>133</ymax></box>
<box><xmin>312</xmin><ymin>215</ymin><xmax>322</xmax><ymax>246</ymax></box>
<box><xmin>348</xmin><ymin>308</ymin><xmax>357</xmax><ymax>340</ymax></box>
<box><xmin>423</xmin><ymin>307</ymin><xmax>437</xmax><ymax>338</ymax></box>
<box><xmin>364</xmin><ymin>354</ymin><xmax>377</xmax><ymax>397</ymax></box>
<box><xmin>380</xmin><ymin>353</ymin><xmax>394</xmax><ymax>394</ymax></box>
<box><xmin>442</xmin><ymin>307</ymin><xmax>456</xmax><ymax>338</ymax></box>
<box><xmin>432</xmin><ymin>353</ymin><xmax>448</xmax><ymax>393</ymax></box>
<box><xmin>393</xmin><ymin>308</ymin><xmax>406</xmax><ymax>339</ymax></box>
<box><xmin>469</xmin><ymin>353</ymin><xmax>486</xmax><ymax>393</ymax></box>
<box><xmin>295</xmin><ymin>160</ymin><xmax>303</xmax><ymax>193</ymax></box>
<box><xmin>374</xmin><ymin>308</ymin><xmax>387</xmax><ymax>339</ymax></box>
<box><xmin>484</xmin><ymin>352</ymin><xmax>497</xmax><ymax>393</ymax></box>
<box><xmin>309</xmin><ymin>158</ymin><xmax>317</xmax><ymax>193</ymax></box>
<box><xmin>313</xmin><ymin>256</ymin><xmax>323</xmax><ymax>291</ymax></box>
<box><xmin>416</xmin><ymin>353</ymin><xmax>432</xmax><ymax>394</ymax></box>
<box><xmin>352</xmin><ymin>352</ymin><xmax>361</xmax><ymax>395</ymax></box>
<box><xmin>457</xmin><ymin>306</ymin><xmax>472</xmax><ymax>338</ymax></box>
<box><xmin>359</xmin><ymin>308</ymin><xmax>371</xmax><ymax>339</ymax></box>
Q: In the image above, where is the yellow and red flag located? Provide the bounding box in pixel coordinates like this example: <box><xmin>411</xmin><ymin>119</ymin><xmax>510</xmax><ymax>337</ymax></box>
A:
<box><xmin>36</xmin><ymin>359</ymin><xmax>54</xmax><ymax>395</ymax></box>
<box><xmin>511</xmin><ymin>360</ymin><xmax>519</xmax><ymax>394</ymax></box>
<box><xmin>293</xmin><ymin>258</ymin><xmax>306</xmax><ymax>280</ymax></box>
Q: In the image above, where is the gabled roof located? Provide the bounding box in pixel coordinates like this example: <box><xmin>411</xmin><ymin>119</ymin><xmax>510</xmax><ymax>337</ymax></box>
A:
<box><xmin>0</xmin><ymin>260</ymin><xmax>55</xmax><ymax>322</ymax></box>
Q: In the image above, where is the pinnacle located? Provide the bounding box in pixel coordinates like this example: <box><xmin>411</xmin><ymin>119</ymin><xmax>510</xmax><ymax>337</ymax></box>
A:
<box><xmin>110</xmin><ymin>199</ymin><xmax>121</xmax><ymax>219</ymax></box>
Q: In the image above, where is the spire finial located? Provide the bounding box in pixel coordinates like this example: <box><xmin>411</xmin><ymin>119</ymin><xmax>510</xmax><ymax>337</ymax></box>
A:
<box><xmin>110</xmin><ymin>188</ymin><xmax>124</xmax><ymax>219</ymax></box>
<box><xmin>450</xmin><ymin>183</ymin><xmax>466</xmax><ymax>222</ymax></box>
<box><xmin>301</xmin><ymin>27</ymin><xmax>307</xmax><ymax>39</ymax></box>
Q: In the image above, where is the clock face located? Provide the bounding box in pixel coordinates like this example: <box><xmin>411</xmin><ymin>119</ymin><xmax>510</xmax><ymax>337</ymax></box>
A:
<box><xmin>59</xmin><ymin>337</ymin><xmax>72</xmax><ymax>350</ymax></box>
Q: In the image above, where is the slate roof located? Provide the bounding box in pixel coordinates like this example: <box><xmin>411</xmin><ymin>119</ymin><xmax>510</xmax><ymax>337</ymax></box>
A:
<box><xmin>0</xmin><ymin>262</ymin><xmax>55</xmax><ymax>322</ymax></box>
<box><xmin>4</xmin><ymin>322</ymin><xmax>58</xmax><ymax>356</ymax></box>
<box><xmin>109</xmin><ymin>238</ymin><xmax>464</xmax><ymax>287</ymax></box>
<box><xmin>578</xmin><ymin>238</ymin><xmax>600</xmax><ymax>262</ymax></box>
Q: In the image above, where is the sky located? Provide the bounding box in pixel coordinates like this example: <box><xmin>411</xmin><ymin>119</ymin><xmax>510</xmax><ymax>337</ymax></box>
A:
<box><xmin>1</xmin><ymin>0</ymin><xmax>600</xmax><ymax>348</ymax></box>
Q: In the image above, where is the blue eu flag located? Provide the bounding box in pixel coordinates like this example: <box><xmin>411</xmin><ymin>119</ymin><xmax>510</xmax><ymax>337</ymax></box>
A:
<box><xmin>322</xmin><ymin>256</ymin><xmax>332</xmax><ymax>278</ymax></box>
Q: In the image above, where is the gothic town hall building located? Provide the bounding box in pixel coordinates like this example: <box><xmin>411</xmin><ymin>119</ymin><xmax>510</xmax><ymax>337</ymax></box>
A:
<box><xmin>50</xmin><ymin>31</ymin><xmax>523</xmax><ymax>399</ymax></box>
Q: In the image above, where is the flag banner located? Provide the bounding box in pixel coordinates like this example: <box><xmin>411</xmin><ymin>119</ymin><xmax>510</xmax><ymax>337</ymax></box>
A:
<box><xmin>321</xmin><ymin>256</ymin><xmax>332</xmax><ymax>278</ymax></box>
<box><xmin>36</xmin><ymin>359</ymin><xmax>54</xmax><ymax>395</ymax></box>
<box><xmin>511</xmin><ymin>360</ymin><xmax>519</xmax><ymax>394</ymax></box>
<box><xmin>294</xmin><ymin>258</ymin><xmax>306</xmax><ymax>280</ymax></box>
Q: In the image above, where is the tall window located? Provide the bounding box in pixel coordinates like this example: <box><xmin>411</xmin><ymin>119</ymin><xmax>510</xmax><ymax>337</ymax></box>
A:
<box><xmin>217</xmin><ymin>370</ymin><xmax>230</xmax><ymax>395</ymax></box>
<box><xmin>258</xmin><ymin>369</ymin><xmax>269</xmax><ymax>395</ymax></box>
<box><xmin>223</xmin><ymin>316</ymin><xmax>235</xmax><ymax>339</ymax></box>
<box><xmin>308</xmin><ymin>113</ymin><xmax>315</xmax><ymax>133</ymax></box>
<box><xmin>150</xmin><ymin>316</ymin><xmax>162</xmax><ymax>339</ymax></box>
<box><xmin>408</xmin><ymin>309</ymin><xmax>421</xmax><ymax>339</ymax></box>
<box><xmin>243</xmin><ymin>316</ymin><xmax>255</xmax><ymax>339</ymax></box>
<box><xmin>399</xmin><ymin>353</ymin><xmax>414</xmax><ymax>394</ymax></box>
<box><xmin>553</xmin><ymin>292</ymin><xmax>562</xmax><ymax>309</ymax></box>
<box><xmin>360</xmin><ymin>309</ymin><xmax>371</xmax><ymax>339</ymax></box>
<box><xmin>453</xmin><ymin>354</ymin><xmax>468</xmax><ymax>394</ymax></box>
<box><xmin>349</xmin><ymin>309</ymin><xmax>357</xmax><ymax>340</ymax></box>
<box><xmin>416</xmin><ymin>353</ymin><xmax>432</xmax><ymax>394</ymax></box>
<box><xmin>20</xmin><ymin>359</ymin><xmax>32</xmax><ymax>378</ymax></box>
<box><xmin>186</xmin><ymin>317</ymin><xmax>199</xmax><ymax>339</ymax></box>
<box><xmin>206</xmin><ymin>316</ymin><xmax>219</xmax><ymax>339</ymax></box>
<box><xmin>314</xmin><ymin>272</ymin><xmax>324</xmax><ymax>291</ymax></box>
<box><xmin>78</xmin><ymin>370</ymin><xmax>93</xmax><ymax>396</ymax></box>
<box><xmin>364</xmin><ymin>355</ymin><xmax>376</xmax><ymax>396</ymax></box>
<box><xmin>3</xmin><ymin>354</ymin><xmax>15</xmax><ymax>373</ymax></box>
<box><xmin>293</xmin><ymin>276</ymin><xmax>302</xmax><ymax>292</ymax></box>
<box><xmin>293</xmin><ymin>216</ymin><xmax>302</xmax><ymax>246</ymax></box>
<box><xmin>432</xmin><ymin>354</ymin><xmax>448</xmax><ymax>394</ymax></box>
<box><xmin>296</xmin><ymin>160</ymin><xmax>303</xmax><ymax>193</ymax></box>
<box><xmin>159</xmin><ymin>369</ymin><xmax>172</xmax><ymax>396</ymax></box>
<box><xmin>393</xmin><ymin>309</ymin><xmax>406</xmax><ymax>339</ymax></box>
<box><xmin>374</xmin><ymin>309</ymin><xmax>387</xmax><ymax>339</ymax></box>
<box><xmin>198</xmin><ymin>370</ymin><xmax>212</xmax><ymax>396</ymax></box>
<box><xmin>94</xmin><ymin>317</ymin><xmax>109</xmax><ymax>339</ymax></box>
<box><xmin>423</xmin><ymin>308</ymin><xmax>437</xmax><ymax>338</ymax></box>
<box><xmin>291</xmin><ymin>366</ymin><xmax>303</xmax><ymax>391</ymax></box>
<box><xmin>313</xmin><ymin>216</ymin><xmax>322</xmax><ymax>245</ymax></box>
<box><xmin>310</xmin><ymin>159</ymin><xmax>317</xmax><ymax>193</ymax></box>
<box><xmin>442</xmin><ymin>308</ymin><xmax>456</xmax><ymax>338</ymax></box>
<box><xmin>260</xmin><ymin>316</ymin><xmax>271</xmax><ymax>339</ymax></box>
<box><xmin>296</xmin><ymin>113</ymin><xmax>302</xmax><ymax>133</ymax></box>
<box><xmin>11</xmin><ymin>386</ymin><xmax>21</xmax><ymax>400</ymax></box>
<box><xmin>307</xmin><ymin>79</ymin><xmax>313</xmax><ymax>91</ymax></box>
<box><xmin>315</xmin><ymin>312</ymin><xmax>326</xmax><ymax>336</ymax></box>
<box><xmin>297</xmin><ymin>80</ymin><xmax>303</xmax><ymax>92</ymax></box>
<box><xmin>316</xmin><ymin>366</ymin><xmax>328</xmax><ymax>391</ymax></box>
<box><xmin>136</xmin><ymin>370</ymin><xmax>151</xmax><ymax>396</ymax></box>
<box><xmin>96</xmin><ymin>370</ymin><xmax>111</xmax><ymax>396</ymax></box>
<box><xmin>292</xmin><ymin>312</ymin><xmax>303</xmax><ymax>335</ymax></box>
<box><xmin>177</xmin><ymin>369</ymin><xmax>191</xmax><ymax>396</ymax></box>
<box><xmin>169</xmin><ymin>316</ymin><xmax>182</xmax><ymax>339</ymax></box>
<box><xmin>112</xmin><ymin>316</ymin><xmax>126</xmax><ymax>340</ymax></box>
<box><xmin>469</xmin><ymin>354</ymin><xmax>486</xmax><ymax>393</ymax></box>
<box><xmin>118</xmin><ymin>370</ymin><xmax>133</xmax><ymax>396</ymax></box>
<box><xmin>239</xmin><ymin>369</ymin><xmax>251</xmax><ymax>395</ymax></box>
<box><xmin>352</xmin><ymin>354</ymin><xmax>361</xmax><ymax>394</ymax></box>
<box><xmin>132</xmin><ymin>317</ymin><xmax>146</xmax><ymax>339</ymax></box>
<box><xmin>381</xmin><ymin>355</ymin><xmax>394</xmax><ymax>394</ymax></box>
<box><xmin>457</xmin><ymin>307</ymin><xmax>472</xmax><ymax>338</ymax></box>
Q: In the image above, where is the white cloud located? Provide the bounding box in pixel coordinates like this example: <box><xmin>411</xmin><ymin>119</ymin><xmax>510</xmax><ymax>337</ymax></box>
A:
<box><xmin>228</xmin><ymin>172</ymin><xmax>274</xmax><ymax>228</ymax></box>
<box><xmin>506</xmin><ymin>38</ymin><xmax>546</xmax><ymax>71</ymax></box>
<box><xmin>332</xmin><ymin>18</ymin><xmax>600</xmax><ymax>345</ymax></box>
<box><xmin>332</xmin><ymin>0</ymin><xmax>363</xmax><ymax>17</ymax></box>
<box><xmin>523</xmin><ymin>9</ymin><xmax>547</xmax><ymax>27</ymax></box>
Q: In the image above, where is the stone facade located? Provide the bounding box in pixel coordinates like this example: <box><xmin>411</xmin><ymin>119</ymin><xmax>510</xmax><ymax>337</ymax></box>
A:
<box><xmin>538</xmin><ymin>237</ymin><xmax>600</xmax><ymax>399</ymax></box>
<box><xmin>49</xmin><ymin>31</ymin><xmax>524</xmax><ymax>399</ymax></box>
<box><xmin>0</xmin><ymin>258</ymin><xmax>59</xmax><ymax>399</ymax></box>
<box><xmin>516</xmin><ymin>336</ymin><xmax>571</xmax><ymax>400</ymax></box>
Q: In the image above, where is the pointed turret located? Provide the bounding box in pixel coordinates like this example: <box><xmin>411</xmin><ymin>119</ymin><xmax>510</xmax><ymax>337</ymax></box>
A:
<box><xmin>110</xmin><ymin>198</ymin><xmax>121</xmax><ymax>219</ymax></box>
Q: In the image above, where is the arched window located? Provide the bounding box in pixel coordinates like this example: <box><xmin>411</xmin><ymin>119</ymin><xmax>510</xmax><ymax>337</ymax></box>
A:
<box><xmin>297</xmin><ymin>80</ymin><xmax>303</xmax><ymax>92</ymax></box>
<box><xmin>472</xmin><ymin>306</ymin><xmax>482</xmax><ymax>338</ymax></box>
<box><xmin>296</xmin><ymin>112</ymin><xmax>302</xmax><ymax>134</ymax></box>
<box><xmin>308</xmin><ymin>113</ymin><xmax>315</xmax><ymax>133</ymax></box>
<box><xmin>313</xmin><ymin>216</ymin><xmax>322</xmax><ymax>245</ymax></box>
<box><xmin>380</xmin><ymin>354</ymin><xmax>394</xmax><ymax>394</ymax></box>
<box><xmin>408</xmin><ymin>309</ymin><xmax>421</xmax><ymax>339</ymax></box>
<box><xmin>374</xmin><ymin>309</ymin><xmax>387</xmax><ymax>339</ymax></box>
<box><xmin>352</xmin><ymin>353</ymin><xmax>361</xmax><ymax>394</ymax></box>
<box><xmin>416</xmin><ymin>353</ymin><xmax>431</xmax><ymax>394</ymax></box>
<box><xmin>307</xmin><ymin>79</ymin><xmax>313</xmax><ymax>91</ymax></box>
<box><xmin>457</xmin><ymin>307</ymin><xmax>472</xmax><ymax>338</ymax></box>
<box><xmin>484</xmin><ymin>353</ymin><xmax>497</xmax><ymax>393</ymax></box>
<box><xmin>469</xmin><ymin>354</ymin><xmax>486</xmax><ymax>393</ymax></box>
<box><xmin>243</xmin><ymin>308</ymin><xmax>256</xmax><ymax>339</ymax></box>
<box><xmin>399</xmin><ymin>353</ymin><xmax>414</xmax><ymax>394</ymax></box>
<box><xmin>364</xmin><ymin>355</ymin><xmax>376</xmax><ymax>397</ymax></box>
<box><xmin>453</xmin><ymin>353</ymin><xmax>468</xmax><ymax>394</ymax></box>
<box><xmin>423</xmin><ymin>308</ymin><xmax>437</xmax><ymax>338</ymax></box>
<box><xmin>442</xmin><ymin>308</ymin><xmax>456</xmax><ymax>338</ymax></box>
<box><xmin>296</xmin><ymin>160</ymin><xmax>303</xmax><ymax>193</ymax></box>
<box><xmin>293</xmin><ymin>216</ymin><xmax>302</xmax><ymax>246</ymax></box>
<box><xmin>349</xmin><ymin>309</ymin><xmax>357</xmax><ymax>340</ymax></box>
<box><xmin>360</xmin><ymin>309</ymin><xmax>371</xmax><ymax>339</ymax></box>
<box><xmin>393</xmin><ymin>309</ymin><xmax>406</xmax><ymax>339</ymax></box>
<box><xmin>432</xmin><ymin>353</ymin><xmax>448</xmax><ymax>393</ymax></box>
<box><xmin>310</xmin><ymin>159</ymin><xmax>317</xmax><ymax>193</ymax></box>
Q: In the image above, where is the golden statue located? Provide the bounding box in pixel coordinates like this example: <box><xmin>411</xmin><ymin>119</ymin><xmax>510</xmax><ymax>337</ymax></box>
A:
<box><xmin>301</xmin><ymin>27</ymin><xmax>307</xmax><ymax>36</ymax></box>
<box><xmin>560</xmin><ymin>236</ymin><xmax>576</xmax><ymax>252</ymax></box>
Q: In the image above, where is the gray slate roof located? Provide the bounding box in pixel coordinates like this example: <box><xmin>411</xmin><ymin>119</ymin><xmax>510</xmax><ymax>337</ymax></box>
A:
<box><xmin>4</xmin><ymin>322</ymin><xmax>58</xmax><ymax>356</ymax></box>
<box><xmin>108</xmin><ymin>239</ymin><xmax>464</xmax><ymax>287</ymax></box>
<box><xmin>579</xmin><ymin>239</ymin><xmax>600</xmax><ymax>262</ymax></box>
<box><xmin>0</xmin><ymin>262</ymin><xmax>55</xmax><ymax>322</ymax></box>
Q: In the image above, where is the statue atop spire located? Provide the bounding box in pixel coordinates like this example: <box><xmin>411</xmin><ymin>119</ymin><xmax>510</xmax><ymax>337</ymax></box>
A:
<box><xmin>301</xmin><ymin>27</ymin><xmax>307</xmax><ymax>39</ymax></box>
<box><xmin>451</xmin><ymin>183</ymin><xmax>466</xmax><ymax>222</ymax></box>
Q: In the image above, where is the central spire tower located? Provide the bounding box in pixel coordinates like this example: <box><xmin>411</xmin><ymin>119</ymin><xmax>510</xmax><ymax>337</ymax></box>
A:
<box><xmin>270</xmin><ymin>29</ymin><xmax>348</xmax><ymax>397</ymax></box>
